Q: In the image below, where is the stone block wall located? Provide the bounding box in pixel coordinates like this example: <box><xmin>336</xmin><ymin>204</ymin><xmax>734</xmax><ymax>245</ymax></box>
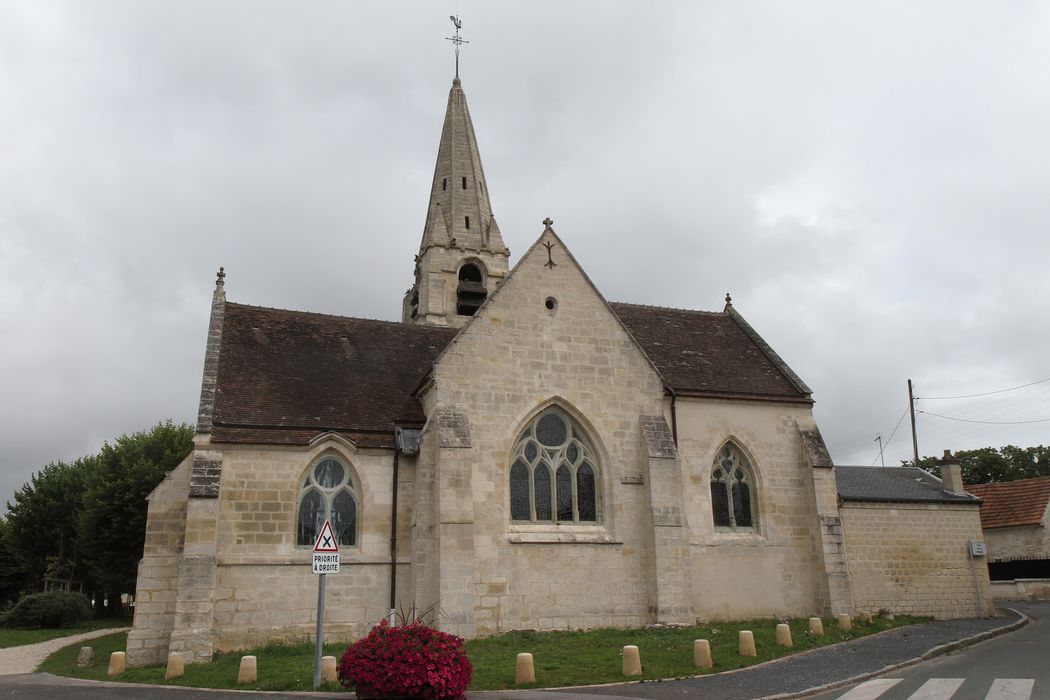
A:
<box><xmin>126</xmin><ymin>456</ymin><xmax>191</xmax><ymax>666</ymax></box>
<box><xmin>981</xmin><ymin>524</ymin><xmax>1050</xmax><ymax>564</ymax></box>
<box><xmin>673</xmin><ymin>400</ymin><xmax>831</xmax><ymax>619</ymax></box>
<box><xmin>840</xmin><ymin>501</ymin><xmax>993</xmax><ymax>618</ymax></box>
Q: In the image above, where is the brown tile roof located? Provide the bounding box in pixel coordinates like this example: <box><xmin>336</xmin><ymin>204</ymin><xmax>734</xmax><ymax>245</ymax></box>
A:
<box><xmin>212</xmin><ymin>303</ymin><xmax>457</xmax><ymax>445</ymax></box>
<box><xmin>966</xmin><ymin>476</ymin><xmax>1050</xmax><ymax>529</ymax></box>
<box><xmin>609</xmin><ymin>302</ymin><xmax>811</xmax><ymax>401</ymax></box>
<box><xmin>210</xmin><ymin>298</ymin><xmax>813</xmax><ymax>447</ymax></box>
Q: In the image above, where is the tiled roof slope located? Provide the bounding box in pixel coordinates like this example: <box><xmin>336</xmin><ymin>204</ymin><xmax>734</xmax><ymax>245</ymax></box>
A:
<box><xmin>212</xmin><ymin>303</ymin><xmax>457</xmax><ymax>447</ymax></box>
<box><xmin>836</xmin><ymin>466</ymin><xmax>980</xmax><ymax>504</ymax></box>
<box><xmin>209</xmin><ymin>299</ymin><xmax>813</xmax><ymax>446</ymax></box>
<box><xmin>610</xmin><ymin>303</ymin><xmax>811</xmax><ymax>401</ymax></box>
<box><xmin>966</xmin><ymin>476</ymin><xmax>1050</xmax><ymax>529</ymax></box>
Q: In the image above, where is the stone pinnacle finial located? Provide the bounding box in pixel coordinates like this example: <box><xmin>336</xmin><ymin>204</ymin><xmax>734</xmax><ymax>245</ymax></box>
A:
<box><xmin>725</xmin><ymin>292</ymin><xmax>732</xmax><ymax>305</ymax></box>
<box><xmin>543</xmin><ymin>217</ymin><xmax>553</xmax><ymax>228</ymax></box>
<box><xmin>216</xmin><ymin>266</ymin><xmax>225</xmax><ymax>287</ymax></box>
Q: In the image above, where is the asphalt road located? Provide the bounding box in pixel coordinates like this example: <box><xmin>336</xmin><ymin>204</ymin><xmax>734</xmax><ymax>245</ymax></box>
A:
<box><xmin>804</xmin><ymin>601</ymin><xmax>1048</xmax><ymax>700</ymax></box>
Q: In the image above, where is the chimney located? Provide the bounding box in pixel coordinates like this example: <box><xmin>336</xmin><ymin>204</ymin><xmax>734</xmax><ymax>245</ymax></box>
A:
<box><xmin>940</xmin><ymin>449</ymin><xmax>965</xmax><ymax>494</ymax></box>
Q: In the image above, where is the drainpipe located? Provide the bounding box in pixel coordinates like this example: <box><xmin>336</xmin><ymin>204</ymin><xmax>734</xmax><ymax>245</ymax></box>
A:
<box><xmin>389</xmin><ymin>444</ymin><xmax>400</xmax><ymax>620</ymax></box>
<box><xmin>667</xmin><ymin>386</ymin><xmax>679</xmax><ymax>447</ymax></box>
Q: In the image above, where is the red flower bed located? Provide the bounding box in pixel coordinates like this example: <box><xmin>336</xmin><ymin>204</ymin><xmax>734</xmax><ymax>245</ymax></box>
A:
<box><xmin>338</xmin><ymin>619</ymin><xmax>473</xmax><ymax>699</ymax></box>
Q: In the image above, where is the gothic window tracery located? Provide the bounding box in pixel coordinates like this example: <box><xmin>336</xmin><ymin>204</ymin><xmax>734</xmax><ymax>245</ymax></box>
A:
<box><xmin>296</xmin><ymin>456</ymin><xmax>357</xmax><ymax>546</ymax></box>
<box><xmin>510</xmin><ymin>408</ymin><xmax>600</xmax><ymax>523</ymax></box>
<box><xmin>710</xmin><ymin>443</ymin><xmax>756</xmax><ymax>531</ymax></box>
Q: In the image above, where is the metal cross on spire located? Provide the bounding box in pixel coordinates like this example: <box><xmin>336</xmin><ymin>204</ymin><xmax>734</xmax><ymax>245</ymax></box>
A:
<box><xmin>446</xmin><ymin>15</ymin><xmax>468</xmax><ymax>79</ymax></box>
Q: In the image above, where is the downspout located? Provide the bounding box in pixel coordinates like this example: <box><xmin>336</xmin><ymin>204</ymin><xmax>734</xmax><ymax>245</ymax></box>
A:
<box><xmin>667</xmin><ymin>386</ymin><xmax>679</xmax><ymax>447</ymax></box>
<box><xmin>389</xmin><ymin>444</ymin><xmax>400</xmax><ymax>620</ymax></box>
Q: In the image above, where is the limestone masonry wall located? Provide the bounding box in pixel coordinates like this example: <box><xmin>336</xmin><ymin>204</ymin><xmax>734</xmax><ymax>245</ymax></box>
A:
<box><xmin>982</xmin><ymin>524</ymin><xmax>1050</xmax><ymax>564</ymax></box>
<box><xmin>841</xmin><ymin>501</ymin><xmax>992</xmax><ymax>618</ymax></box>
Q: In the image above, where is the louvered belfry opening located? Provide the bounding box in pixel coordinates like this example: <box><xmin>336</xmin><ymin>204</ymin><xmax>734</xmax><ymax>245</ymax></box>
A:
<box><xmin>456</xmin><ymin>262</ymin><xmax>486</xmax><ymax>316</ymax></box>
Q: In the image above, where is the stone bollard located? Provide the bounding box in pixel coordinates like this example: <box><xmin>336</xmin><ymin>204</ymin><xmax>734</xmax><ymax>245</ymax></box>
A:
<box><xmin>775</xmin><ymin>623</ymin><xmax>793</xmax><ymax>647</ymax></box>
<box><xmin>693</xmin><ymin>639</ymin><xmax>712</xmax><ymax>669</ymax></box>
<box><xmin>76</xmin><ymin>646</ymin><xmax>94</xmax><ymax>668</ymax></box>
<box><xmin>320</xmin><ymin>656</ymin><xmax>337</xmax><ymax>684</ymax></box>
<box><xmin>836</xmin><ymin>613</ymin><xmax>853</xmax><ymax>631</ymax></box>
<box><xmin>808</xmin><ymin>617</ymin><xmax>824</xmax><ymax>635</ymax></box>
<box><xmin>738</xmin><ymin>630</ymin><xmax>756</xmax><ymax>657</ymax></box>
<box><xmin>107</xmin><ymin>651</ymin><xmax>126</xmax><ymax>676</ymax></box>
<box><xmin>515</xmin><ymin>652</ymin><xmax>536</xmax><ymax>684</ymax></box>
<box><xmin>857</xmin><ymin>611</ymin><xmax>873</xmax><ymax>625</ymax></box>
<box><xmin>165</xmin><ymin>652</ymin><xmax>185</xmax><ymax>680</ymax></box>
<box><xmin>238</xmin><ymin>655</ymin><xmax>257</xmax><ymax>684</ymax></box>
<box><xmin>622</xmin><ymin>645</ymin><xmax>642</xmax><ymax>676</ymax></box>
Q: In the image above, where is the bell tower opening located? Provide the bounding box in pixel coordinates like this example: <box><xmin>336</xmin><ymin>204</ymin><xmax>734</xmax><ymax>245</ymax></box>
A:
<box><xmin>456</xmin><ymin>262</ymin><xmax>487</xmax><ymax>316</ymax></box>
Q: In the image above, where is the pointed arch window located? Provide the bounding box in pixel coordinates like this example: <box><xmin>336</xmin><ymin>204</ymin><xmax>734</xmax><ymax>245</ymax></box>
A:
<box><xmin>296</xmin><ymin>456</ymin><xmax>358</xmax><ymax>547</ymax></box>
<box><xmin>456</xmin><ymin>262</ymin><xmax>487</xmax><ymax>316</ymax></box>
<box><xmin>710</xmin><ymin>444</ymin><xmax>756</xmax><ymax>531</ymax></box>
<box><xmin>510</xmin><ymin>408</ymin><xmax>600</xmax><ymax>523</ymax></box>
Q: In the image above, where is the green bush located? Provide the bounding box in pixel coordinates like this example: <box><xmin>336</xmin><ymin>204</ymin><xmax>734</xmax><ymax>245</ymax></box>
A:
<box><xmin>3</xmin><ymin>592</ymin><xmax>94</xmax><ymax>629</ymax></box>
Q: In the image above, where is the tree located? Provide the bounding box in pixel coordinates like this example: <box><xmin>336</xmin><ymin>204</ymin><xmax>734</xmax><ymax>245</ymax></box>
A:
<box><xmin>77</xmin><ymin>421</ymin><xmax>193</xmax><ymax>612</ymax></box>
<box><xmin>905</xmin><ymin>444</ymin><xmax>1050</xmax><ymax>484</ymax></box>
<box><xmin>0</xmin><ymin>517</ymin><xmax>26</xmax><ymax>606</ymax></box>
<box><xmin>5</xmin><ymin>458</ymin><xmax>94</xmax><ymax>591</ymax></box>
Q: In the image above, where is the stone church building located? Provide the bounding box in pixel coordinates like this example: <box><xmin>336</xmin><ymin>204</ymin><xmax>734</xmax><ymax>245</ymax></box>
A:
<box><xmin>127</xmin><ymin>77</ymin><xmax>992</xmax><ymax>666</ymax></box>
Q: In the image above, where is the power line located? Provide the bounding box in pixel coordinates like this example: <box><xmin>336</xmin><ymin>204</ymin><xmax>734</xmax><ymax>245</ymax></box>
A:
<box><xmin>917</xmin><ymin>410</ymin><xmax>1050</xmax><ymax>425</ymax></box>
<box><xmin>872</xmin><ymin>405</ymin><xmax>910</xmax><ymax>465</ymax></box>
<box><xmin>917</xmin><ymin>377</ymin><xmax>1050</xmax><ymax>400</ymax></box>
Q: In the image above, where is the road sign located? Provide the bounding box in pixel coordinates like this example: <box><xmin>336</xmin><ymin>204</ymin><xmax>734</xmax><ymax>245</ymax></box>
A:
<box><xmin>312</xmin><ymin>552</ymin><xmax>340</xmax><ymax>574</ymax></box>
<box><xmin>313</xmin><ymin>520</ymin><xmax>339</xmax><ymax>553</ymax></box>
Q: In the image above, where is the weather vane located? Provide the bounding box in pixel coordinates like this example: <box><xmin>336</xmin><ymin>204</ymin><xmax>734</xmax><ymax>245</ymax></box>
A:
<box><xmin>446</xmin><ymin>15</ymin><xmax>468</xmax><ymax>79</ymax></box>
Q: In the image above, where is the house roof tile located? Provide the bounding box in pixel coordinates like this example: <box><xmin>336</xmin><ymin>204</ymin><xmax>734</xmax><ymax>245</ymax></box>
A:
<box><xmin>965</xmin><ymin>476</ymin><xmax>1050</xmax><ymax>529</ymax></box>
<box><xmin>835</xmin><ymin>466</ymin><xmax>980</xmax><ymax>504</ymax></box>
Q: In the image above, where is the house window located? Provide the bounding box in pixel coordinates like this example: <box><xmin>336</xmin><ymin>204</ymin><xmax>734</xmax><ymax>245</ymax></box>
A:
<box><xmin>510</xmin><ymin>408</ymin><xmax>599</xmax><ymax>523</ymax></box>
<box><xmin>710</xmin><ymin>444</ymin><xmax>755</xmax><ymax>530</ymax></box>
<box><xmin>296</xmin><ymin>456</ymin><xmax>357</xmax><ymax>546</ymax></box>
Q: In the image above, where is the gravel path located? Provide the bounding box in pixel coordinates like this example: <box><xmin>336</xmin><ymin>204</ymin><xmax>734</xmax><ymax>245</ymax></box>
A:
<box><xmin>0</xmin><ymin>627</ymin><xmax>129</xmax><ymax>676</ymax></box>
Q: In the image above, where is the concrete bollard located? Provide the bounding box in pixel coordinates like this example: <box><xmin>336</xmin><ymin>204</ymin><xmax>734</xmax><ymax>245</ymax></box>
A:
<box><xmin>738</xmin><ymin>630</ymin><xmax>756</xmax><ymax>657</ymax></box>
<box><xmin>76</xmin><ymin>646</ymin><xmax>94</xmax><ymax>668</ymax></box>
<box><xmin>165</xmin><ymin>652</ymin><xmax>185</xmax><ymax>679</ymax></box>
<box><xmin>515</xmin><ymin>652</ymin><xmax>536</xmax><ymax>684</ymax></box>
<box><xmin>775</xmin><ymin>623</ymin><xmax>793</xmax><ymax>647</ymax></box>
<box><xmin>107</xmin><ymin>651</ymin><xmax>126</xmax><ymax>676</ymax></box>
<box><xmin>693</xmin><ymin>639</ymin><xmax>712</xmax><ymax>669</ymax></box>
<box><xmin>836</xmin><ymin>613</ymin><xmax>853</xmax><ymax>631</ymax></box>
<box><xmin>808</xmin><ymin>617</ymin><xmax>824</xmax><ymax>635</ymax></box>
<box><xmin>622</xmin><ymin>645</ymin><xmax>642</xmax><ymax>676</ymax></box>
<box><xmin>320</xmin><ymin>656</ymin><xmax>337</xmax><ymax>684</ymax></box>
<box><xmin>237</xmin><ymin>655</ymin><xmax>257</xmax><ymax>684</ymax></box>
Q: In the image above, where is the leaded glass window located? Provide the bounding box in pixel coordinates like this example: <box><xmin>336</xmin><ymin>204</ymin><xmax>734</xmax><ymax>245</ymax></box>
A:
<box><xmin>710</xmin><ymin>444</ymin><xmax>756</xmax><ymax>531</ymax></box>
<box><xmin>509</xmin><ymin>408</ymin><xmax>601</xmax><ymax>523</ymax></box>
<box><xmin>296</xmin><ymin>456</ymin><xmax>358</xmax><ymax>546</ymax></box>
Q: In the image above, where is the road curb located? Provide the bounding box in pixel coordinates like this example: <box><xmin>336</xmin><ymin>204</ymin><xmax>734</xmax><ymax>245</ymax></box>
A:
<box><xmin>754</xmin><ymin>608</ymin><xmax>1030</xmax><ymax>700</ymax></box>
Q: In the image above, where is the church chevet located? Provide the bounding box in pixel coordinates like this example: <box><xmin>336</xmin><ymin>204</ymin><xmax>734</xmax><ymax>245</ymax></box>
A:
<box><xmin>126</xmin><ymin>74</ymin><xmax>993</xmax><ymax>666</ymax></box>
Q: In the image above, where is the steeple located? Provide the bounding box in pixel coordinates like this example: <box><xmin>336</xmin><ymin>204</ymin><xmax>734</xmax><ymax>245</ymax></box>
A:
<box><xmin>403</xmin><ymin>78</ymin><xmax>510</xmax><ymax>327</ymax></box>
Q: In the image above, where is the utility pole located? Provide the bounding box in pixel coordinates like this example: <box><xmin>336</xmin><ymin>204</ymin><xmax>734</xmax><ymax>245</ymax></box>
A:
<box><xmin>908</xmin><ymin>379</ymin><xmax>920</xmax><ymax>467</ymax></box>
<box><xmin>874</xmin><ymin>434</ymin><xmax>885</xmax><ymax>467</ymax></box>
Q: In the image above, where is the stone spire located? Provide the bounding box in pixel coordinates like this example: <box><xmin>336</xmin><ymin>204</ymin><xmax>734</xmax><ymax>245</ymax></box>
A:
<box><xmin>404</xmin><ymin>78</ymin><xmax>509</xmax><ymax>327</ymax></box>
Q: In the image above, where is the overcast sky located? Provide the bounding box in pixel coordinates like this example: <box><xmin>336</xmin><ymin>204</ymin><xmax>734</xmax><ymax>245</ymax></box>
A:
<box><xmin>3</xmin><ymin>1</ymin><xmax>1049</xmax><ymax>506</ymax></box>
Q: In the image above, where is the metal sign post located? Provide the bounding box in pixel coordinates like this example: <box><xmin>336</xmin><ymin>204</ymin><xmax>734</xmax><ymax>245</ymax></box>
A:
<box><xmin>312</xmin><ymin>520</ymin><xmax>340</xmax><ymax>689</ymax></box>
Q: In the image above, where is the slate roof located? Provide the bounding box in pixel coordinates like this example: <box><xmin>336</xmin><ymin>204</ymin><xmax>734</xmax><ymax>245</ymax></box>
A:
<box><xmin>966</xmin><ymin>476</ymin><xmax>1050</xmax><ymax>529</ymax></box>
<box><xmin>209</xmin><ymin>300</ymin><xmax>812</xmax><ymax>446</ymax></box>
<box><xmin>835</xmin><ymin>466</ymin><xmax>981</xmax><ymax>504</ymax></box>
<box><xmin>610</xmin><ymin>302</ymin><xmax>811</xmax><ymax>401</ymax></box>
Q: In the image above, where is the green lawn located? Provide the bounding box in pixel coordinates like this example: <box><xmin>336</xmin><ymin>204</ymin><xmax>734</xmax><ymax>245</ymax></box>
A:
<box><xmin>0</xmin><ymin>617</ymin><xmax>131</xmax><ymax>650</ymax></box>
<box><xmin>40</xmin><ymin>615</ymin><xmax>922</xmax><ymax>692</ymax></box>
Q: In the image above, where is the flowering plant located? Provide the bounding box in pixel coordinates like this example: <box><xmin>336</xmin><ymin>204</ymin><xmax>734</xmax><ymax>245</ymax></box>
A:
<box><xmin>338</xmin><ymin>619</ymin><xmax>473</xmax><ymax>699</ymax></box>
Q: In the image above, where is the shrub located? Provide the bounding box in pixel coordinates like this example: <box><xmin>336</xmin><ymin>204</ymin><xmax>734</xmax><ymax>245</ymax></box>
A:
<box><xmin>338</xmin><ymin>619</ymin><xmax>473</xmax><ymax>699</ymax></box>
<box><xmin>3</xmin><ymin>591</ymin><xmax>94</xmax><ymax>629</ymax></box>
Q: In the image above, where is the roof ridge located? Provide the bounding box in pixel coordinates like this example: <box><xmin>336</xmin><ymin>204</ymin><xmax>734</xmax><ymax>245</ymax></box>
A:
<box><xmin>609</xmin><ymin>300</ymin><xmax>724</xmax><ymax>316</ymax></box>
<box><xmin>226</xmin><ymin>301</ymin><xmax>458</xmax><ymax>333</ymax></box>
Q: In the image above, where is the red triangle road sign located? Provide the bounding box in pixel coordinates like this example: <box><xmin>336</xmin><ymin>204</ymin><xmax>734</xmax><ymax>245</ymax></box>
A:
<box><xmin>313</xmin><ymin>520</ymin><xmax>339</xmax><ymax>553</ymax></box>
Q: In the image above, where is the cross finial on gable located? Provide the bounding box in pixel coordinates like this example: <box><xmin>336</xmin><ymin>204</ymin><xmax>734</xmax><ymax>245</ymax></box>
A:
<box><xmin>724</xmin><ymin>292</ymin><xmax>732</xmax><ymax>306</ymax></box>
<box><xmin>216</xmin><ymin>266</ymin><xmax>226</xmax><ymax>287</ymax></box>
<box><xmin>543</xmin><ymin>217</ymin><xmax>553</xmax><ymax>228</ymax></box>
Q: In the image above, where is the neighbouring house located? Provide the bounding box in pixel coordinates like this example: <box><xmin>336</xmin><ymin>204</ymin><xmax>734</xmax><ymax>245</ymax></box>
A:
<box><xmin>125</xmin><ymin>73</ymin><xmax>993</xmax><ymax>666</ymax></box>
<box><xmin>967</xmin><ymin>475</ymin><xmax>1050</xmax><ymax>601</ymax></box>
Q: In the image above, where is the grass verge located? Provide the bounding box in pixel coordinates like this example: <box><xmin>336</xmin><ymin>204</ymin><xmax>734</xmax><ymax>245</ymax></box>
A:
<box><xmin>0</xmin><ymin>617</ymin><xmax>131</xmax><ymax>650</ymax></box>
<box><xmin>41</xmin><ymin>615</ymin><xmax>923</xmax><ymax>692</ymax></box>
